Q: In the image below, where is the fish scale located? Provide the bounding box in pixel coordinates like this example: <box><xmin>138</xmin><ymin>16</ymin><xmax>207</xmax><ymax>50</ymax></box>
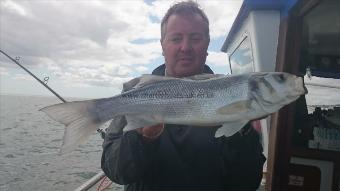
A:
<box><xmin>41</xmin><ymin>72</ymin><xmax>306</xmax><ymax>152</ymax></box>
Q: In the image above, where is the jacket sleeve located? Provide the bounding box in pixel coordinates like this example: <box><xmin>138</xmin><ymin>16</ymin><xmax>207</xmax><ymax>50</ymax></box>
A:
<box><xmin>101</xmin><ymin>116</ymin><xmax>158</xmax><ymax>185</ymax></box>
<box><xmin>222</xmin><ymin>124</ymin><xmax>266</xmax><ymax>191</ymax></box>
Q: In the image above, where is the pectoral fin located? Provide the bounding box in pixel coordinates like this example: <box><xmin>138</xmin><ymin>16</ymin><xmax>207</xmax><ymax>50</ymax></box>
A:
<box><xmin>215</xmin><ymin>120</ymin><xmax>249</xmax><ymax>137</ymax></box>
<box><xmin>123</xmin><ymin>115</ymin><xmax>162</xmax><ymax>131</ymax></box>
<box><xmin>217</xmin><ymin>100</ymin><xmax>252</xmax><ymax>115</ymax></box>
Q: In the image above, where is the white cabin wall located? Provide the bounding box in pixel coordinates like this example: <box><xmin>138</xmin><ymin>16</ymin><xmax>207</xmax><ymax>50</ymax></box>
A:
<box><xmin>226</xmin><ymin>15</ymin><xmax>252</xmax><ymax>61</ymax></box>
<box><xmin>224</xmin><ymin>11</ymin><xmax>281</xmax><ymax>174</ymax></box>
<box><xmin>249</xmin><ymin>10</ymin><xmax>280</xmax><ymax>72</ymax></box>
<box><xmin>225</xmin><ymin>10</ymin><xmax>280</xmax><ymax>73</ymax></box>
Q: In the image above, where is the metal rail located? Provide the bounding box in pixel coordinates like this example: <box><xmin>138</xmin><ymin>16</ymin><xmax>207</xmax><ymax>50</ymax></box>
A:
<box><xmin>1</xmin><ymin>49</ymin><xmax>109</xmax><ymax>190</ymax></box>
<box><xmin>74</xmin><ymin>171</ymin><xmax>106</xmax><ymax>191</ymax></box>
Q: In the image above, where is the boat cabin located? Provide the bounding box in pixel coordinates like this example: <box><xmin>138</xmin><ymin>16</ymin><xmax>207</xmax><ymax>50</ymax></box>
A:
<box><xmin>222</xmin><ymin>0</ymin><xmax>340</xmax><ymax>190</ymax></box>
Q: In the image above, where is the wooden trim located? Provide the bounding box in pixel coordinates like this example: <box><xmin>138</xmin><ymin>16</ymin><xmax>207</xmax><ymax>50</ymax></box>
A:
<box><xmin>298</xmin><ymin>0</ymin><xmax>321</xmax><ymax>16</ymax></box>
<box><xmin>266</xmin><ymin>0</ymin><xmax>324</xmax><ymax>190</ymax></box>
<box><xmin>266</xmin><ymin>113</ymin><xmax>278</xmax><ymax>191</ymax></box>
<box><xmin>266</xmin><ymin>17</ymin><xmax>289</xmax><ymax>191</ymax></box>
<box><xmin>266</xmin><ymin>13</ymin><xmax>303</xmax><ymax>191</ymax></box>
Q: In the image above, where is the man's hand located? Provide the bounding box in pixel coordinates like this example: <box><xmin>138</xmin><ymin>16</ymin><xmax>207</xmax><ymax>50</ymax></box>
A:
<box><xmin>136</xmin><ymin>124</ymin><xmax>164</xmax><ymax>140</ymax></box>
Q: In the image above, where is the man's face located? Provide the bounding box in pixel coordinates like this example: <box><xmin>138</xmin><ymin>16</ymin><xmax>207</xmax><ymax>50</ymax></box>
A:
<box><xmin>161</xmin><ymin>14</ymin><xmax>210</xmax><ymax>77</ymax></box>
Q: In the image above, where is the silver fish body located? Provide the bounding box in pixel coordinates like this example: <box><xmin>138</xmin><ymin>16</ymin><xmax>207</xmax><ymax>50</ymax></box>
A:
<box><xmin>95</xmin><ymin>75</ymin><xmax>248</xmax><ymax>125</ymax></box>
<box><xmin>41</xmin><ymin>72</ymin><xmax>306</xmax><ymax>152</ymax></box>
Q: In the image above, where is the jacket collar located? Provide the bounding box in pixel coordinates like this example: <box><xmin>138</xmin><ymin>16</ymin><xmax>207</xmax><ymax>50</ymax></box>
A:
<box><xmin>151</xmin><ymin>64</ymin><xmax>214</xmax><ymax>76</ymax></box>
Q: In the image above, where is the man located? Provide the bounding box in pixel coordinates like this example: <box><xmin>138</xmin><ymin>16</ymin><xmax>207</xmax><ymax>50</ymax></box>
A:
<box><xmin>101</xmin><ymin>1</ymin><xmax>265</xmax><ymax>191</ymax></box>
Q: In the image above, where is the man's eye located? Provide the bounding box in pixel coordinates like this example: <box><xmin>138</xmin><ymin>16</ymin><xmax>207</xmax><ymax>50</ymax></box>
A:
<box><xmin>191</xmin><ymin>37</ymin><xmax>202</xmax><ymax>42</ymax></box>
<box><xmin>171</xmin><ymin>37</ymin><xmax>181</xmax><ymax>42</ymax></box>
<box><xmin>191</xmin><ymin>34</ymin><xmax>203</xmax><ymax>41</ymax></box>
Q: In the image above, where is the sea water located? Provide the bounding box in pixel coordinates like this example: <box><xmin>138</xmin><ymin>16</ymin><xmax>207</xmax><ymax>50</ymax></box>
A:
<box><xmin>1</xmin><ymin>83</ymin><xmax>340</xmax><ymax>191</ymax></box>
<box><xmin>0</xmin><ymin>95</ymin><xmax>123</xmax><ymax>191</ymax></box>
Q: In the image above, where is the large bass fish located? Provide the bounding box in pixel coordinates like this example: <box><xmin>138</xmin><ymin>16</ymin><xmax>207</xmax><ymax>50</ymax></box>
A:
<box><xmin>41</xmin><ymin>72</ymin><xmax>307</xmax><ymax>152</ymax></box>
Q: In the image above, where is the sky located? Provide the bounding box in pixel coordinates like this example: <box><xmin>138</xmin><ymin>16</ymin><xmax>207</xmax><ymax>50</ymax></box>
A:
<box><xmin>0</xmin><ymin>0</ymin><xmax>243</xmax><ymax>99</ymax></box>
<box><xmin>1</xmin><ymin>0</ymin><xmax>339</xmax><ymax>107</ymax></box>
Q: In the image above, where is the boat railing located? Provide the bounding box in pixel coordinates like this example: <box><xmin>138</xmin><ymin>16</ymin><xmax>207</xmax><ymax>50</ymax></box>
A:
<box><xmin>74</xmin><ymin>171</ymin><xmax>106</xmax><ymax>191</ymax></box>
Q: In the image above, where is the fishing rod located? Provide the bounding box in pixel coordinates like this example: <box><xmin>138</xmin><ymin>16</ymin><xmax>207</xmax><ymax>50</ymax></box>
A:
<box><xmin>0</xmin><ymin>49</ymin><xmax>109</xmax><ymax>136</ymax></box>
<box><xmin>0</xmin><ymin>49</ymin><xmax>66</xmax><ymax>103</ymax></box>
<box><xmin>1</xmin><ymin>50</ymin><xmax>110</xmax><ymax>190</ymax></box>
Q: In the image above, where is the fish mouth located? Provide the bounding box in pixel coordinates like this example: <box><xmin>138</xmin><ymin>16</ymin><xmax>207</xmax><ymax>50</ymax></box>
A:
<box><xmin>294</xmin><ymin>76</ymin><xmax>308</xmax><ymax>95</ymax></box>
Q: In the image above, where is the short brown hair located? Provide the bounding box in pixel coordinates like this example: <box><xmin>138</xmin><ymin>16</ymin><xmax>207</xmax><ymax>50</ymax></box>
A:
<box><xmin>160</xmin><ymin>1</ymin><xmax>210</xmax><ymax>42</ymax></box>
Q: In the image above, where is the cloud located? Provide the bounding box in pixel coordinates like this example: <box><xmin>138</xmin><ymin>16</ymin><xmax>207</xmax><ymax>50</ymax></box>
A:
<box><xmin>2</xmin><ymin>0</ymin><xmax>28</xmax><ymax>16</ymax></box>
<box><xmin>0</xmin><ymin>67</ymin><xmax>10</xmax><ymax>76</ymax></box>
<box><xmin>13</xmin><ymin>73</ymin><xmax>34</xmax><ymax>81</ymax></box>
<box><xmin>1</xmin><ymin>0</ymin><xmax>242</xmax><ymax>91</ymax></box>
<box><xmin>207</xmin><ymin>51</ymin><xmax>228</xmax><ymax>66</ymax></box>
<box><xmin>149</xmin><ymin>0</ymin><xmax>243</xmax><ymax>39</ymax></box>
<box><xmin>199</xmin><ymin>0</ymin><xmax>243</xmax><ymax>38</ymax></box>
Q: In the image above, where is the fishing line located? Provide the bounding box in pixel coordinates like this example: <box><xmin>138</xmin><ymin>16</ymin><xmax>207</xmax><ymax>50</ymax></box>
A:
<box><xmin>1</xmin><ymin>49</ymin><xmax>115</xmax><ymax>189</ymax></box>
<box><xmin>0</xmin><ymin>49</ymin><xmax>66</xmax><ymax>103</ymax></box>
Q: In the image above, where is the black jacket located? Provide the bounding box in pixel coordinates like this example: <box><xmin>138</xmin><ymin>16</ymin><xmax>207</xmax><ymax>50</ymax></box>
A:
<box><xmin>101</xmin><ymin>64</ymin><xmax>266</xmax><ymax>191</ymax></box>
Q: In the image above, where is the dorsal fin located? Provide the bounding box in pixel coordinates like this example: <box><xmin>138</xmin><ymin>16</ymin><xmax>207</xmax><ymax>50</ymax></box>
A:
<box><xmin>184</xmin><ymin>73</ymin><xmax>226</xmax><ymax>81</ymax></box>
<box><xmin>123</xmin><ymin>73</ymin><xmax>226</xmax><ymax>92</ymax></box>
<box><xmin>122</xmin><ymin>77</ymin><xmax>141</xmax><ymax>92</ymax></box>
<box><xmin>123</xmin><ymin>74</ymin><xmax>177</xmax><ymax>91</ymax></box>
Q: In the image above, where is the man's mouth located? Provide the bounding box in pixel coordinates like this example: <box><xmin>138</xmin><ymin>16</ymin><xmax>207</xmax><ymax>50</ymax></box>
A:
<box><xmin>178</xmin><ymin>57</ymin><xmax>193</xmax><ymax>62</ymax></box>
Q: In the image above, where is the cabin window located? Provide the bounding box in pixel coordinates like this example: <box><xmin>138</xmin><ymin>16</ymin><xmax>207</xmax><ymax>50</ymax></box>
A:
<box><xmin>229</xmin><ymin>36</ymin><xmax>254</xmax><ymax>74</ymax></box>
<box><xmin>294</xmin><ymin>0</ymin><xmax>340</xmax><ymax>151</ymax></box>
<box><xmin>300</xmin><ymin>0</ymin><xmax>340</xmax><ymax>109</ymax></box>
<box><xmin>300</xmin><ymin>0</ymin><xmax>340</xmax><ymax>79</ymax></box>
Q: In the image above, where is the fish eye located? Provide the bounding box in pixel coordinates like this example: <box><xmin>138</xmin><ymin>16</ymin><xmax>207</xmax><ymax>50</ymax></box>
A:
<box><xmin>249</xmin><ymin>80</ymin><xmax>259</xmax><ymax>92</ymax></box>
<box><xmin>274</xmin><ymin>74</ymin><xmax>285</xmax><ymax>82</ymax></box>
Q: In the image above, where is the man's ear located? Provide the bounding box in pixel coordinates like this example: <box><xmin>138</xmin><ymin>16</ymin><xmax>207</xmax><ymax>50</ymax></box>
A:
<box><xmin>160</xmin><ymin>39</ymin><xmax>165</xmax><ymax>56</ymax></box>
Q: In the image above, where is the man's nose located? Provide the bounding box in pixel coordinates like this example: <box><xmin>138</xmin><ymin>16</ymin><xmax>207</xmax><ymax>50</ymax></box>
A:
<box><xmin>180</xmin><ymin>38</ymin><xmax>193</xmax><ymax>52</ymax></box>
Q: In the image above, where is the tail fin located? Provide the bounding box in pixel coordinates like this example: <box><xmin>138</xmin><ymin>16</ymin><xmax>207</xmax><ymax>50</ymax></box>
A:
<box><xmin>40</xmin><ymin>100</ymin><xmax>104</xmax><ymax>153</ymax></box>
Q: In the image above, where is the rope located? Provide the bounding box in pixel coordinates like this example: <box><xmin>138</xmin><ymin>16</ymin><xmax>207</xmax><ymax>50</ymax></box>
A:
<box><xmin>96</xmin><ymin>176</ymin><xmax>113</xmax><ymax>191</ymax></box>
